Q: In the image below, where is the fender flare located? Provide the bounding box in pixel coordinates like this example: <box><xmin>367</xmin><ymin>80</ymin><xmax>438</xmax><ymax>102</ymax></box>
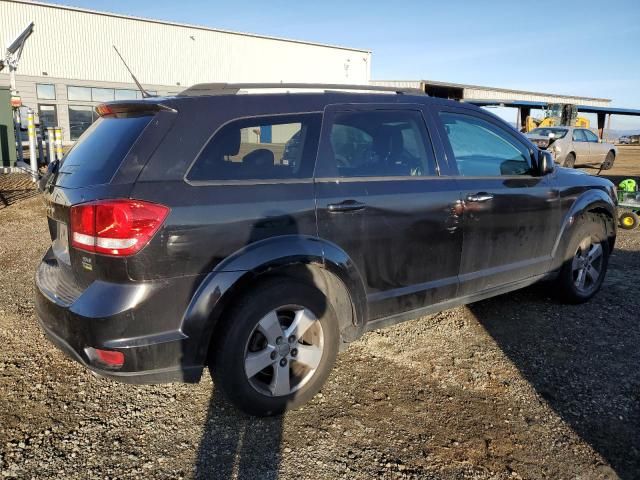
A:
<box><xmin>551</xmin><ymin>189</ymin><xmax>616</xmax><ymax>268</ymax></box>
<box><xmin>180</xmin><ymin>235</ymin><xmax>368</xmax><ymax>367</ymax></box>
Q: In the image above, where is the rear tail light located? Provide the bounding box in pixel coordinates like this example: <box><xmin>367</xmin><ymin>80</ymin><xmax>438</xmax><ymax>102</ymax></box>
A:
<box><xmin>86</xmin><ymin>347</ymin><xmax>125</xmax><ymax>368</ymax></box>
<box><xmin>70</xmin><ymin>199</ymin><xmax>169</xmax><ymax>256</ymax></box>
<box><xmin>94</xmin><ymin>348</ymin><xmax>125</xmax><ymax>367</ymax></box>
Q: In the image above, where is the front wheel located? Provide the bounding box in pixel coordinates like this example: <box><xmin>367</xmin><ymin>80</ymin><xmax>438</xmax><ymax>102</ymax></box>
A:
<box><xmin>554</xmin><ymin>214</ymin><xmax>609</xmax><ymax>304</ymax></box>
<box><xmin>601</xmin><ymin>151</ymin><xmax>615</xmax><ymax>170</ymax></box>
<box><xmin>563</xmin><ymin>152</ymin><xmax>576</xmax><ymax>168</ymax></box>
<box><xmin>211</xmin><ymin>279</ymin><xmax>339</xmax><ymax>416</ymax></box>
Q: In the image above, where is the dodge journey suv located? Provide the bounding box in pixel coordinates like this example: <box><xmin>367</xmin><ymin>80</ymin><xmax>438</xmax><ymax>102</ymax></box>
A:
<box><xmin>36</xmin><ymin>84</ymin><xmax>617</xmax><ymax>416</ymax></box>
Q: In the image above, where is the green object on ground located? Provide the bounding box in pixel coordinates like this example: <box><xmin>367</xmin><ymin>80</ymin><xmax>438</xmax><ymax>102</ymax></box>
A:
<box><xmin>0</xmin><ymin>87</ymin><xmax>17</xmax><ymax>168</ymax></box>
<box><xmin>619</xmin><ymin>178</ymin><xmax>637</xmax><ymax>192</ymax></box>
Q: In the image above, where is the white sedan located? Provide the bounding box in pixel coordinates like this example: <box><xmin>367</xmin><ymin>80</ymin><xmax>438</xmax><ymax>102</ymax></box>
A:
<box><xmin>526</xmin><ymin>127</ymin><xmax>617</xmax><ymax>170</ymax></box>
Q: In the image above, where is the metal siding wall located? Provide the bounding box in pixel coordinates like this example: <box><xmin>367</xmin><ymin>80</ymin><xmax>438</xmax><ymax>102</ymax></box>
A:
<box><xmin>0</xmin><ymin>1</ymin><xmax>371</xmax><ymax>86</ymax></box>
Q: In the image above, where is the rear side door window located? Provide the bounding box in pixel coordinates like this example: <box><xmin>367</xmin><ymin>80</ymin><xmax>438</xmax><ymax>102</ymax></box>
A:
<box><xmin>438</xmin><ymin>112</ymin><xmax>532</xmax><ymax>176</ymax></box>
<box><xmin>187</xmin><ymin>113</ymin><xmax>322</xmax><ymax>182</ymax></box>
<box><xmin>317</xmin><ymin>110</ymin><xmax>437</xmax><ymax>178</ymax></box>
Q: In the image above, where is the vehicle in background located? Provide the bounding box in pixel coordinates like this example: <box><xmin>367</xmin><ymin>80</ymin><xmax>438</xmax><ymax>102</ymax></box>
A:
<box><xmin>526</xmin><ymin>126</ymin><xmax>617</xmax><ymax>170</ymax></box>
<box><xmin>35</xmin><ymin>85</ymin><xmax>617</xmax><ymax>416</ymax></box>
<box><xmin>618</xmin><ymin>136</ymin><xmax>631</xmax><ymax>145</ymax></box>
<box><xmin>524</xmin><ymin>103</ymin><xmax>590</xmax><ymax>133</ymax></box>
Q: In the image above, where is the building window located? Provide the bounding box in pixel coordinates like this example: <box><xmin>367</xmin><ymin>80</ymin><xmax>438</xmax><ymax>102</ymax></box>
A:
<box><xmin>67</xmin><ymin>86</ymin><xmax>92</xmax><ymax>101</ymax></box>
<box><xmin>37</xmin><ymin>84</ymin><xmax>56</xmax><ymax>100</ymax></box>
<box><xmin>38</xmin><ymin>104</ymin><xmax>58</xmax><ymax>129</ymax></box>
<box><xmin>92</xmin><ymin>88</ymin><xmax>114</xmax><ymax>102</ymax></box>
<box><xmin>68</xmin><ymin>105</ymin><xmax>96</xmax><ymax>140</ymax></box>
<box><xmin>114</xmin><ymin>89</ymin><xmax>138</xmax><ymax>100</ymax></box>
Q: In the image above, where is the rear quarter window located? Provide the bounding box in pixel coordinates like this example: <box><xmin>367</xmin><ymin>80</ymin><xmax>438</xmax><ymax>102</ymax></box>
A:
<box><xmin>187</xmin><ymin>113</ymin><xmax>322</xmax><ymax>182</ymax></box>
<box><xmin>56</xmin><ymin>115</ymin><xmax>153</xmax><ymax>188</ymax></box>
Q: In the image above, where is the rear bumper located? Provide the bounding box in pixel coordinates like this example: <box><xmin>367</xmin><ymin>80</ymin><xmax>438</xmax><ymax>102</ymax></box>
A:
<box><xmin>35</xmin><ymin>252</ymin><xmax>206</xmax><ymax>384</ymax></box>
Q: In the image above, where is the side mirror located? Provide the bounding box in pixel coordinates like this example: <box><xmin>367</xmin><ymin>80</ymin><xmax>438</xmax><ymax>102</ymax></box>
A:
<box><xmin>538</xmin><ymin>150</ymin><xmax>555</xmax><ymax>175</ymax></box>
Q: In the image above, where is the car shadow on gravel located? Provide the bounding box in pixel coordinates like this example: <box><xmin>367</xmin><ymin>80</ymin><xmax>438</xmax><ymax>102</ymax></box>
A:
<box><xmin>469</xmin><ymin>248</ymin><xmax>640</xmax><ymax>479</ymax></box>
<box><xmin>195</xmin><ymin>387</ymin><xmax>283</xmax><ymax>479</ymax></box>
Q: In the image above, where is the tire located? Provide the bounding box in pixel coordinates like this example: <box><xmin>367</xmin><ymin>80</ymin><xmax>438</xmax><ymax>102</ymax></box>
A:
<box><xmin>601</xmin><ymin>151</ymin><xmax>615</xmax><ymax>170</ymax></box>
<box><xmin>619</xmin><ymin>211</ymin><xmax>639</xmax><ymax>230</ymax></box>
<box><xmin>211</xmin><ymin>278</ymin><xmax>339</xmax><ymax>416</ymax></box>
<box><xmin>563</xmin><ymin>152</ymin><xmax>576</xmax><ymax>168</ymax></box>
<box><xmin>554</xmin><ymin>214</ymin><xmax>610</xmax><ymax>304</ymax></box>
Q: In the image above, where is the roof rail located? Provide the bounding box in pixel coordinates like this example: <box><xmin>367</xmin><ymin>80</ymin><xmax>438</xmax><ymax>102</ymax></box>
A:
<box><xmin>178</xmin><ymin>82</ymin><xmax>425</xmax><ymax>97</ymax></box>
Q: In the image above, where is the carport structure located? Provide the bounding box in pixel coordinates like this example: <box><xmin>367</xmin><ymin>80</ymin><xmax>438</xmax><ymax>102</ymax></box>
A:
<box><xmin>466</xmin><ymin>100</ymin><xmax>640</xmax><ymax>140</ymax></box>
<box><xmin>372</xmin><ymin>79</ymin><xmax>640</xmax><ymax>139</ymax></box>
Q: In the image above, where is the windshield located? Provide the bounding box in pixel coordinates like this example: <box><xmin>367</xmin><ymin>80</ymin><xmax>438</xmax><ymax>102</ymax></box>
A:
<box><xmin>530</xmin><ymin>128</ymin><xmax>568</xmax><ymax>139</ymax></box>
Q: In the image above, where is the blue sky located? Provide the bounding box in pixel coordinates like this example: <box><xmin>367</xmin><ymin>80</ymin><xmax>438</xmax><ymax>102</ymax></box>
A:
<box><xmin>53</xmin><ymin>0</ymin><xmax>640</xmax><ymax>129</ymax></box>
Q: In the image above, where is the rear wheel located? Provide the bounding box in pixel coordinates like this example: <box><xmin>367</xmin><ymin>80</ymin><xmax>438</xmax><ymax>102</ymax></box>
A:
<box><xmin>211</xmin><ymin>279</ymin><xmax>339</xmax><ymax>416</ymax></box>
<box><xmin>563</xmin><ymin>152</ymin><xmax>576</xmax><ymax>168</ymax></box>
<box><xmin>554</xmin><ymin>214</ymin><xmax>609</xmax><ymax>303</ymax></box>
<box><xmin>601</xmin><ymin>151</ymin><xmax>615</xmax><ymax>170</ymax></box>
<box><xmin>619</xmin><ymin>211</ymin><xmax>639</xmax><ymax>230</ymax></box>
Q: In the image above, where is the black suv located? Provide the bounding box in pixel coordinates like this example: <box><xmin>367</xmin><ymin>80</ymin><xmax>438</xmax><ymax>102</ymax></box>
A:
<box><xmin>36</xmin><ymin>84</ymin><xmax>617</xmax><ymax>416</ymax></box>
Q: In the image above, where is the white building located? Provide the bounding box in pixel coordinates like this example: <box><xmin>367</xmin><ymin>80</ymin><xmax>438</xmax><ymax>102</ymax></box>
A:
<box><xmin>0</xmin><ymin>0</ymin><xmax>371</xmax><ymax>141</ymax></box>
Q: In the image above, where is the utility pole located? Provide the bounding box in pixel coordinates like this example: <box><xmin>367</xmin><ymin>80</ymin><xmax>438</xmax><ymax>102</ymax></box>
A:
<box><xmin>2</xmin><ymin>22</ymin><xmax>35</xmax><ymax>169</ymax></box>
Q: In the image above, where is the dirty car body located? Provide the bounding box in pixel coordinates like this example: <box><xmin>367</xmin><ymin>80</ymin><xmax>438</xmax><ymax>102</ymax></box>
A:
<box><xmin>35</xmin><ymin>87</ymin><xmax>617</xmax><ymax>414</ymax></box>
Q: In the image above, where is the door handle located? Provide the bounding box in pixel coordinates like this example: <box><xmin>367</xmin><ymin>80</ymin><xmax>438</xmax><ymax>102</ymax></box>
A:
<box><xmin>327</xmin><ymin>200</ymin><xmax>366</xmax><ymax>213</ymax></box>
<box><xmin>466</xmin><ymin>192</ymin><xmax>494</xmax><ymax>203</ymax></box>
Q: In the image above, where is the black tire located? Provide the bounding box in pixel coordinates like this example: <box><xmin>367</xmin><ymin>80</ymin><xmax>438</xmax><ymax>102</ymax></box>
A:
<box><xmin>601</xmin><ymin>151</ymin><xmax>615</xmax><ymax>170</ymax></box>
<box><xmin>211</xmin><ymin>278</ymin><xmax>339</xmax><ymax>416</ymax></box>
<box><xmin>619</xmin><ymin>211</ymin><xmax>639</xmax><ymax>230</ymax></box>
<box><xmin>554</xmin><ymin>214</ymin><xmax>609</xmax><ymax>304</ymax></box>
<box><xmin>563</xmin><ymin>152</ymin><xmax>576</xmax><ymax>168</ymax></box>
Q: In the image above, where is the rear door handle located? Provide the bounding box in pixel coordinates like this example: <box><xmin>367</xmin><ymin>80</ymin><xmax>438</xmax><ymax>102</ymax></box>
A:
<box><xmin>466</xmin><ymin>192</ymin><xmax>494</xmax><ymax>203</ymax></box>
<box><xmin>327</xmin><ymin>200</ymin><xmax>366</xmax><ymax>213</ymax></box>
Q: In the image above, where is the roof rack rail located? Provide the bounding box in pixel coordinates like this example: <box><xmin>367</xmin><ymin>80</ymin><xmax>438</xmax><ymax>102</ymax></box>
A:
<box><xmin>178</xmin><ymin>82</ymin><xmax>425</xmax><ymax>97</ymax></box>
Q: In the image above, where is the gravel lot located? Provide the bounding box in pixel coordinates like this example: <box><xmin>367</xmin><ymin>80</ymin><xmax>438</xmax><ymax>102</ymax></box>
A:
<box><xmin>1</xmin><ymin>176</ymin><xmax>639</xmax><ymax>480</ymax></box>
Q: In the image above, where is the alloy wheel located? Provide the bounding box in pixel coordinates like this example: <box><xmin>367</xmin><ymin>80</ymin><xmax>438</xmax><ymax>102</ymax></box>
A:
<box><xmin>244</xmin><ymin>305</ymin><xmax>324</xmax><ymax>397</ymax></box>
<box><xmin>571</xmin><ymin>237</ymin><xmax>604</xmax><ymax>295</ymax></box>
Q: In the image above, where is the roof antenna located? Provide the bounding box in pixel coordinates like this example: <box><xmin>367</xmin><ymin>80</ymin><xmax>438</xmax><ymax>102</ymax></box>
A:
<box><xmin>112</xmin><ymin>45</ymin><xmax>153</xmax><ymax>98</ymax></box>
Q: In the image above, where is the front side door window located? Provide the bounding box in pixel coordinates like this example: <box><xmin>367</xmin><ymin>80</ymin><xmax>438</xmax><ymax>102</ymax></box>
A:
<box><xmin>571</xmin><ymin>129</ymin><xmax>590</xmax><ymax>161</ymax></box>
<box><xmin>439</xmin><ymin>112</ymin><xmax>531</xmax><ymax>176</ymax></box>
<box><xmin>572</xmin><ymin>129</ymin><xmax>587</xmax><ymax>142</ymax></box>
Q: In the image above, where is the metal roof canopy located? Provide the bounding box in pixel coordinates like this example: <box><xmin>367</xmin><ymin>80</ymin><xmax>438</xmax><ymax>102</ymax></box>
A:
<box><xmin>372</xmin><ymin>80</ymin><xmax>612</xmax><ymax>107</ymax></box>
<box><xmin>179</xmin><ymin>83</ymin><xmax>424</xmax><ymax>96</ymax></box>
<box><xmin>464</xmin><ymin>99</ymin><xmax>640</xmax><ymax>117</ymax></box>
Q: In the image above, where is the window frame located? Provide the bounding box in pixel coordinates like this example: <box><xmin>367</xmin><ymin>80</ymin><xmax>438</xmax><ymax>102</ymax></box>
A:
<box><xmin>184</xmin><ymin>111</ymin><xmax>322</xmax><ymax>186</ymax></box>
<box><xmin>314</xmin><ymin>103</ymin><xmax>440</xmax><ymax>181</ymax></box>
<box><xmin>433</xmin><ymin>106</ymin><xmax>536</xmax><ymax>178</ymax></box>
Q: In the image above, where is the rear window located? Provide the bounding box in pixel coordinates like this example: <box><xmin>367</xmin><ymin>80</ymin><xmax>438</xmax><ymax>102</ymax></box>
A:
<box><xmin>187</xmin><ymin>113</ymin><xmax>322</xmax><ymax>182</ymax></box>
<box><xmin>56</xmin><ymin>115</ymin><xmax>153</xmax><ymax>188</ymax></box>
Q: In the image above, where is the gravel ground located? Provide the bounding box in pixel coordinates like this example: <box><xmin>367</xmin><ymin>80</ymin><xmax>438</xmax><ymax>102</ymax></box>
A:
<box><xmin>1</xmin><ymin>176</ymin><xmax>639</xmax><ymax>480</ymax></box>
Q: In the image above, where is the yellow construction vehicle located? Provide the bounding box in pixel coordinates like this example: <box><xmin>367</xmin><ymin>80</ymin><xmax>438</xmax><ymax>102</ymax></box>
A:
<box><xmin>525</xmin><ymin>103</ymin><xmax>590</xmax><ymax>132</ymax></box>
